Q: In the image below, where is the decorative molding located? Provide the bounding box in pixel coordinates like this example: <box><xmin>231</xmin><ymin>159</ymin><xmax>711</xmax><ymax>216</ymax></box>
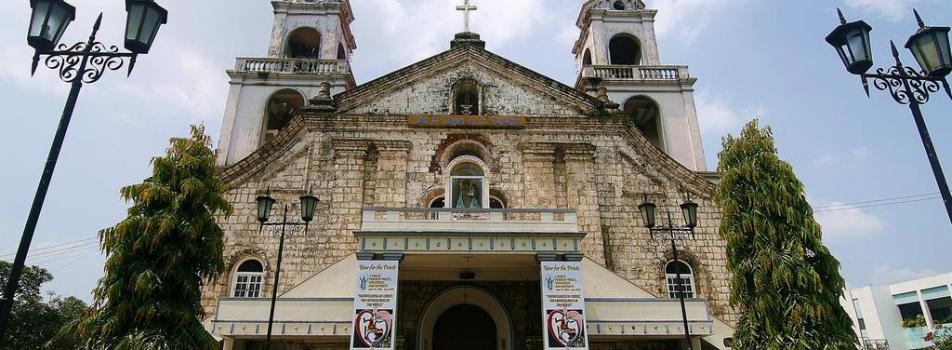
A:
<box><xmin>333</xmin><ymin>46</ymin><xmax>602</xmax><ymax>116</ymax></box>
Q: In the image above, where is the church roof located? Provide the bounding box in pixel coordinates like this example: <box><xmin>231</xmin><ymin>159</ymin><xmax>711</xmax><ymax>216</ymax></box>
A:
<box><xmin>332</xmin><ymin>37</ymin><xmax>603</xmax><ymax>116</ymax></box>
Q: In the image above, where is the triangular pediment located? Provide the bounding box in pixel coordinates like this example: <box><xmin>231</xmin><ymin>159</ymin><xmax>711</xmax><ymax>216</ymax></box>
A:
<box><xmin>335</xmin><ymin>45</ymin><xmax>601</xmax><ymax>117</ymax></box>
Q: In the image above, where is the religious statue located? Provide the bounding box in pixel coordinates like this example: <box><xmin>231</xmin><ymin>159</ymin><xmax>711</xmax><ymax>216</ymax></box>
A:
<box><xmin>455</xmin><ymin>179</ymin><xmax>482</xmax><ymax>209</ymax></box>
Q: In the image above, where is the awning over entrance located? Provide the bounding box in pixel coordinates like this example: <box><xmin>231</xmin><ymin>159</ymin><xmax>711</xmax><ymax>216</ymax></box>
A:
<box><xmin>207</xmin><ymin>254</ymin><xmax>733</xmax><ymax>348</ymax></box>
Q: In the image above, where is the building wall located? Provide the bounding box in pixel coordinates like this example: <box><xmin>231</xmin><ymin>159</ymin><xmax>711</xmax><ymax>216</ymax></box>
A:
<box><xmin>843</xmin><ymin>273</ymin><xmax>952</xmax><ymax>349</ymax></box>
<box><xmin>268</xmin><ymin>0</ymin><xmax>353</xmax><ymax>60</ymax></box>
<box><xmin>201</xmin><ymin>112</ymin><xmax>737</xmax><ymax>327</ymax></box>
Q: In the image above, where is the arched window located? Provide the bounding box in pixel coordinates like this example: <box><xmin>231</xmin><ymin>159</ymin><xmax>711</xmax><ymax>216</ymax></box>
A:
<box><xmin>665</xmin><ymin>260</ymin><xmax>696</xmax><ymax>299</ymax></box>
<box><xmin>623</xmin><ymin>96</ymin><xmax>663</xmax><ymax>149</ymax></box>
<box><xmin>489</xmin><ymin>197</ymin><xmax>505</xmax><ymax>209</ymax></box>
<box><xmin>233</xmin><ymin>260</ymin><xmax>264</xmax><ymax>298</ymax></box>
<box><xmin>337</xmin><ymin>42</ymin><xmax>346</xmax><ymax>60</ymax></box>
<box><xmin>263</xmin><ymin>89</ymin><xmax>306</xmax><ymax>143</ymax></box>
<box><xmin>427</xmin><ymin>196</ymin><xmax>445</xmax><ymax>220</ymax></box>
<box><xmin>450</xmin><ymin>162</ymin><xmax>485</xmax><ymax>209</ymax></box>
<box><xmin>582</xmin><ymin>49</ymin><xmax>592</xmax><ymax>65</ymax></box>
<box><xmin>609</xmin><ymin>35</ymin><xmax>641</xmax><ymax>65</ymax></box>
<box><xmin>489</xmin><ymin>189</ymin><xmax>507</xmax><ymax>209</ymax></box>
<box><xmin>453</xmin><ymin>80</ymin><xmax>480</xmax><ymax>115</ymax></box>
<box><xmin>286</xmin><ymin>27</ymin><xmax>321</xmax><ymax>59</ymax></box>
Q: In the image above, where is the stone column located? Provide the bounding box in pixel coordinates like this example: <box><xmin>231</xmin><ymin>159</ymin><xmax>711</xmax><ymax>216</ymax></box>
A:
<box><xmin>563</xmin><ymin>144</ymin><xmax>606</xmax><ymax>266</ymax></box>
<box><xmin>520</xmin><ymin>143</ymin><xmax>558</xmax><ymax>209</ymax></box>
<box><xmin>373</xmin><ymin>141</ymin><xmax>413</xmax><ymax>208</ymax></box>
<box><xmin>329</xmin><ymin>140</ymin><xmax>370</xmax><ymax>261</ymax></box>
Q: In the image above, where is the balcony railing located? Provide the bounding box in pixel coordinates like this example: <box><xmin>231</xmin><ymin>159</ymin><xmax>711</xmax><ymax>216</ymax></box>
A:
<box><xmin>859</xmin><ymin>338</ymin><xmax>889</xmax><ymax>350</ymax></box>
<box><xmin>579</xmin><ymin>65</ymin><xmax>689</xmax><ymax>82</ymax></box>
<box><xmin>359</xmin><ymin>207</ymin><xmax>579</xmax><ymax>235</ymax></box>
<box><xmin>233</xmin><ymin>57</ymin><xmax>350</xmax><ymax>75</ymax></box>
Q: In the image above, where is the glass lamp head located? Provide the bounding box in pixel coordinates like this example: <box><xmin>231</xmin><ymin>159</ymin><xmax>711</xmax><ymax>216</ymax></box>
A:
<box><xmin>124</xmin><ymin>0</ymin><xmax>168</xmax><ymax>54</ymax></box>
<box><xmin>906</xmin><ymin>10</ymin><xmax>952</xmax><ymax>78</ymax></box>
<box><xmin>28</xmin><ymin>0</ymin><xmax>76</xmax><ymax>51</ymax></box>
<box><xmin>826</xmin><ymin>9</ymin><xmax>874</xmax><ymax>75</ymax></box>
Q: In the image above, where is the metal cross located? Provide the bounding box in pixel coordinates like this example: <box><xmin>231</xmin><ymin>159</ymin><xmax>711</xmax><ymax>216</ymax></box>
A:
<box><xmin>456</xmin><ymin>0</ymin><xmax>478</xmax><ymax>33</ymax></box>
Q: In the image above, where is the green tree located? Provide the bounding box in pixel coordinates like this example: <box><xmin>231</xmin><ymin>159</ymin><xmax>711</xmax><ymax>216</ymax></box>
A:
<box><xmin>931</xmin><ymin>324</ymin><xmax>952</xmax><ymax>350</ymax></box>
<box><xmin>73</xmin><ymin>125</ymin><xmax>232</xmax><ymax>350</ymax></box>
<box><xmin>715</xmin><ymin>120</ymin><xmax>857</xmax><ymax>349</ymax></box>
<box><xmin>0</xmin><ymin>261</ymin><xmax>88</xmax><ymax>350</ymax></box>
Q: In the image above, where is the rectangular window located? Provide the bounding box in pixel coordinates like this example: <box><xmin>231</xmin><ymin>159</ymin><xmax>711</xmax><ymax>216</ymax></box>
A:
<box><xmin>927</xmin><ymin>296</ymin><xmax>952</xmax><ymax>325</ymax></box>
<box><xmin>233</xmin><ymin>272</ymin><xmax>263</xmax><ymax>298</ymax></box>
<box><xmin>666</xmin><ymin>276</ymin><xmax>695</xmax><ymax>299</ymax></box>
<box><xmin>451</xmin><ymin>178</ymin><xmax>483</xmax><ymax>209</ymax></box>
<box><xmin>897</xmin><ymin>302</ymin><xmax>925</xmax><ymax>321</ymax></box>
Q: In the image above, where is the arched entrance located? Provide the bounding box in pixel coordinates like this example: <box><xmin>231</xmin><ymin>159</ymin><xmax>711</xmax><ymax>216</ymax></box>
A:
<box><xmin>432</xmin><ymin>304</ymin><xmax>496</xmax><ymax>350</ymax></box>
<box><xmin>418</xmin><ymin>286</ymin><xmax>512</xmax><ymax>350</ymax></box>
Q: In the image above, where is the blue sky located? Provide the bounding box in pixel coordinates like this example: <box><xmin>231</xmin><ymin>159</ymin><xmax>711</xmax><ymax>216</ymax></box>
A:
<box><xmin>1</xmin><ymin>0</ymin><xmax>950</xmax><ymax>300</ymax></box>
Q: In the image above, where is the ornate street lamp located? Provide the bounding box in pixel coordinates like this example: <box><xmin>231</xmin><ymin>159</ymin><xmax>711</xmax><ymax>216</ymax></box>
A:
<box><xmin>639</xmin><ymin>194</ymin><xmax>699</xmax><ymax>350</ymax></box>
<box><xmin>27</xmin><ymin>0</ymin><xmax>75</xmax><ymax>51</ymax></box>
<box><xmin>827</xmin><ymin>8</ymin><xmax>952</xmax><ymax>226</ymax></box>
<box><xmin>905</xmin><ymin>10</ymin><xmax>952</xmax><ymax>78</ymax></box>
<box><xmin>256</xmin><ymin>189</ymin><xmax>319</xmax><ymax>350</ymax></box>
<box><xmin>826</xmin><ymin>9</ymin><xmax>874</xmax><ymax>75</ymax></box>
<box><xmin>680</xmin><ymin>200</ymin><xmax>699</xmax><ymax>229</ymax></box>
<box><xmin>0</xmin><ymin>0</ymin><xmax>167</xmax><ymax>337</ymax></box>
<box><xmin>257</xmin><ymin>192</ymin><xmax>276</xmax><ymax>223</ymax></box>
<box><xmin>124</xmin><ymin>0</ymin><xmax>168</xmax><ymax>54</ymax></box>
<box><xmin>638</xmin><ymin>200</ymin><xmax>657</xmax><ymax>228</ymax></box>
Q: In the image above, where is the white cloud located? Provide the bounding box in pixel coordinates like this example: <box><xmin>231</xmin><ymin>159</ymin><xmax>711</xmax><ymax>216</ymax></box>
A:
<box><xmin>647</xmin><ymin>0</ymin><xmax>744</xmax><ymax>41</ymax></box>
<box><xmin>812</xmin><ymin>153</ymin><xmax>837</xmax><ymax>166</ymax></box>
<box><xmin>815</xmin><ymin>202</ymin><xmax>886</xmax><ymax>238</ymax></box>
<box><xmin>867</xmin><ymin>264</ymin><xmax>938</xmax><ymax>285</ymax></box>
<box><xmin>810</xmin><ymin>146</ymin><xmax>869</xmax><ymax>167</ymax></box>
<box><xmin>695</xmin><ymin>91</ymin><xmax>760</xmax><ymax>138</ymax></box>
<box><xmin>852</xmin><ymin>146</ymin><xmax>870</xmax><ymax>159</ymax></box>
<box><xmin>351</xmin><ymin>0</ymin><xmax>554</xmax><ymax>68</ymax></box>
<box><xmin>0</xmin><ymin>44</ymin><xmax>69</xmax><ymax>94</ymax></box>
<box><xmin>843</xmin><ymin>0</ymin><xmax>919</xmax><ymax>22</ymax></box>
<box><xmin>115</xmin><ymin>44</ymin><xmax>226</xmax><ymax>120</ymax></box>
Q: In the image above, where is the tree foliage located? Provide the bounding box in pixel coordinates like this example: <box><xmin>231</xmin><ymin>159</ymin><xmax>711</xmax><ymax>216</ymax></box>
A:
<box><xmin>0</xmin><ymin>260</ymin><xmax>88</xmax><ymax>350</ymax></box>
<box><xmin>715</xmin><ymin>120</ymin><xmax>857</xmax><ymax>349</ymax></box>
<box><xmin>72</xmin><ymin>125</ymin><xmax>232</xmax><ymax>350</ymax></box>
<box><xmin>931</xmin><ymin>325</ymin><xmax>952</xmax><ymax>350</ymax></box>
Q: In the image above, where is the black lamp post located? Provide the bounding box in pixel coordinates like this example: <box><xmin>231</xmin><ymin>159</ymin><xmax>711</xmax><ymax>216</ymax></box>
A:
<box><xmin>639</xmin><ymin>195</ymin><xmax>699</xmax><ymax>350</ymax></box>
<box><xmin>827</xmin><ymin>8</ymin><xmax>952</xmax><ymax>225</ymax></box>
<box><xmin>0</xmin><ymin>0</ymin><xmax>167</xmax><ymax>336</ymax></box>
<box><xmin>256</xmin><ymin>190</ymin><xmax>319</xmax><ymax>350</ymax></box>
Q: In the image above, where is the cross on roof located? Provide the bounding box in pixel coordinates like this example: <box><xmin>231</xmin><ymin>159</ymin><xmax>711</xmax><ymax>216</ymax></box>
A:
<box><xmin>456</xmin><ymin>0</ymin><xmax>477</xmax><ymax>33</ymax></box>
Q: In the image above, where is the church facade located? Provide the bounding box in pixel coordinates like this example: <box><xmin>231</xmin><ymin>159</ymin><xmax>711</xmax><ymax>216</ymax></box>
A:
<box><xmin>203</xmin><ymin>1</ymin><xmax>737</xmax><ymax>349</ymax></box>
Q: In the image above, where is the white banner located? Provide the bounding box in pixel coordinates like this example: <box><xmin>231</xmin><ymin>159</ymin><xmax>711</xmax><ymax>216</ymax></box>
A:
<box><xmin>350</xmin><ymin>260</ymin><xmax>399</xmax><ymax>350</ymax></box>
<box><xmin>540</xmin><ymin>261</ymin><xmax>589</xmax><ymax>350</ymax></box>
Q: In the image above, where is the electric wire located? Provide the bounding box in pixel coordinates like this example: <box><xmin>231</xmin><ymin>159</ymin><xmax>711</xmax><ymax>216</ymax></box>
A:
<box><xmin>812</xmin><ymin>193</ymin><xmax>941</xmax><ymax>213</ymax></box>
<box><xmin>0</xmin><ymin>238</ymin><xmax>99</xmax><ymax>259</ymax></box>
<box><xmin>812</xmin><ymin>192</ymin><xmax>940</xmax><ymax>209</ymax></box>
<box><xmin>28</xmin><ymin>246</ymin><xmax>101</xmax><ymax>267</ymax></box>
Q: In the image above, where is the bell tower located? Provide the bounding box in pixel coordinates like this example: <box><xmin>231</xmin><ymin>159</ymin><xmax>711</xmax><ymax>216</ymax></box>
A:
<box><xmin>573</xmin><ymin>0</ymin><xmax>660</xmax><ymax>68</ymax></box>
<box><xmin>216</xmin><ymin>0</ymin><xmax>357</xmax><ymax>166</ymax></box>
<box><xmin>573</xmin><ymin>0</ymin><xmax>707</xmax><ymax>171</ymax></box>
<box><xmin>268</xmin><ymin>0</ymin><xmax>357</xmax><ymax>62</ymax></box>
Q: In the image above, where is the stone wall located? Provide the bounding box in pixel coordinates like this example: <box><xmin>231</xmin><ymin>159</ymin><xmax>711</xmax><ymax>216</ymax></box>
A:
<box><xmin>202</xmin><ymin>113</ymin><xmax>736</xmax><ymax>326</ymax></box>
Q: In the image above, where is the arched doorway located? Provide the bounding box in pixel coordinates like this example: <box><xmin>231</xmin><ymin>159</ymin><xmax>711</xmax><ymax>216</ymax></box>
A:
<box><xmin>285</xmin><ymin>27</ymin><xmax>321</xmax><ymax>58</ymax></box>
<box><xmin>418</xmin><ymin>286</ymin><xmax>512</xmax><ymax>350</ymax></box>
<box><xmin>623</xmin><ymin>95</ymin><xmax>664</xmax><ymax>150</ymax></box>
<box><xmin>609</xmin><ymin>35</ymin><xmax>642</xmax><ymax>65</ymax></box>
<box><xmin>432</xmin><ymin>304</ymin><xmax>496</xmax><ymax>350</ymax></box>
